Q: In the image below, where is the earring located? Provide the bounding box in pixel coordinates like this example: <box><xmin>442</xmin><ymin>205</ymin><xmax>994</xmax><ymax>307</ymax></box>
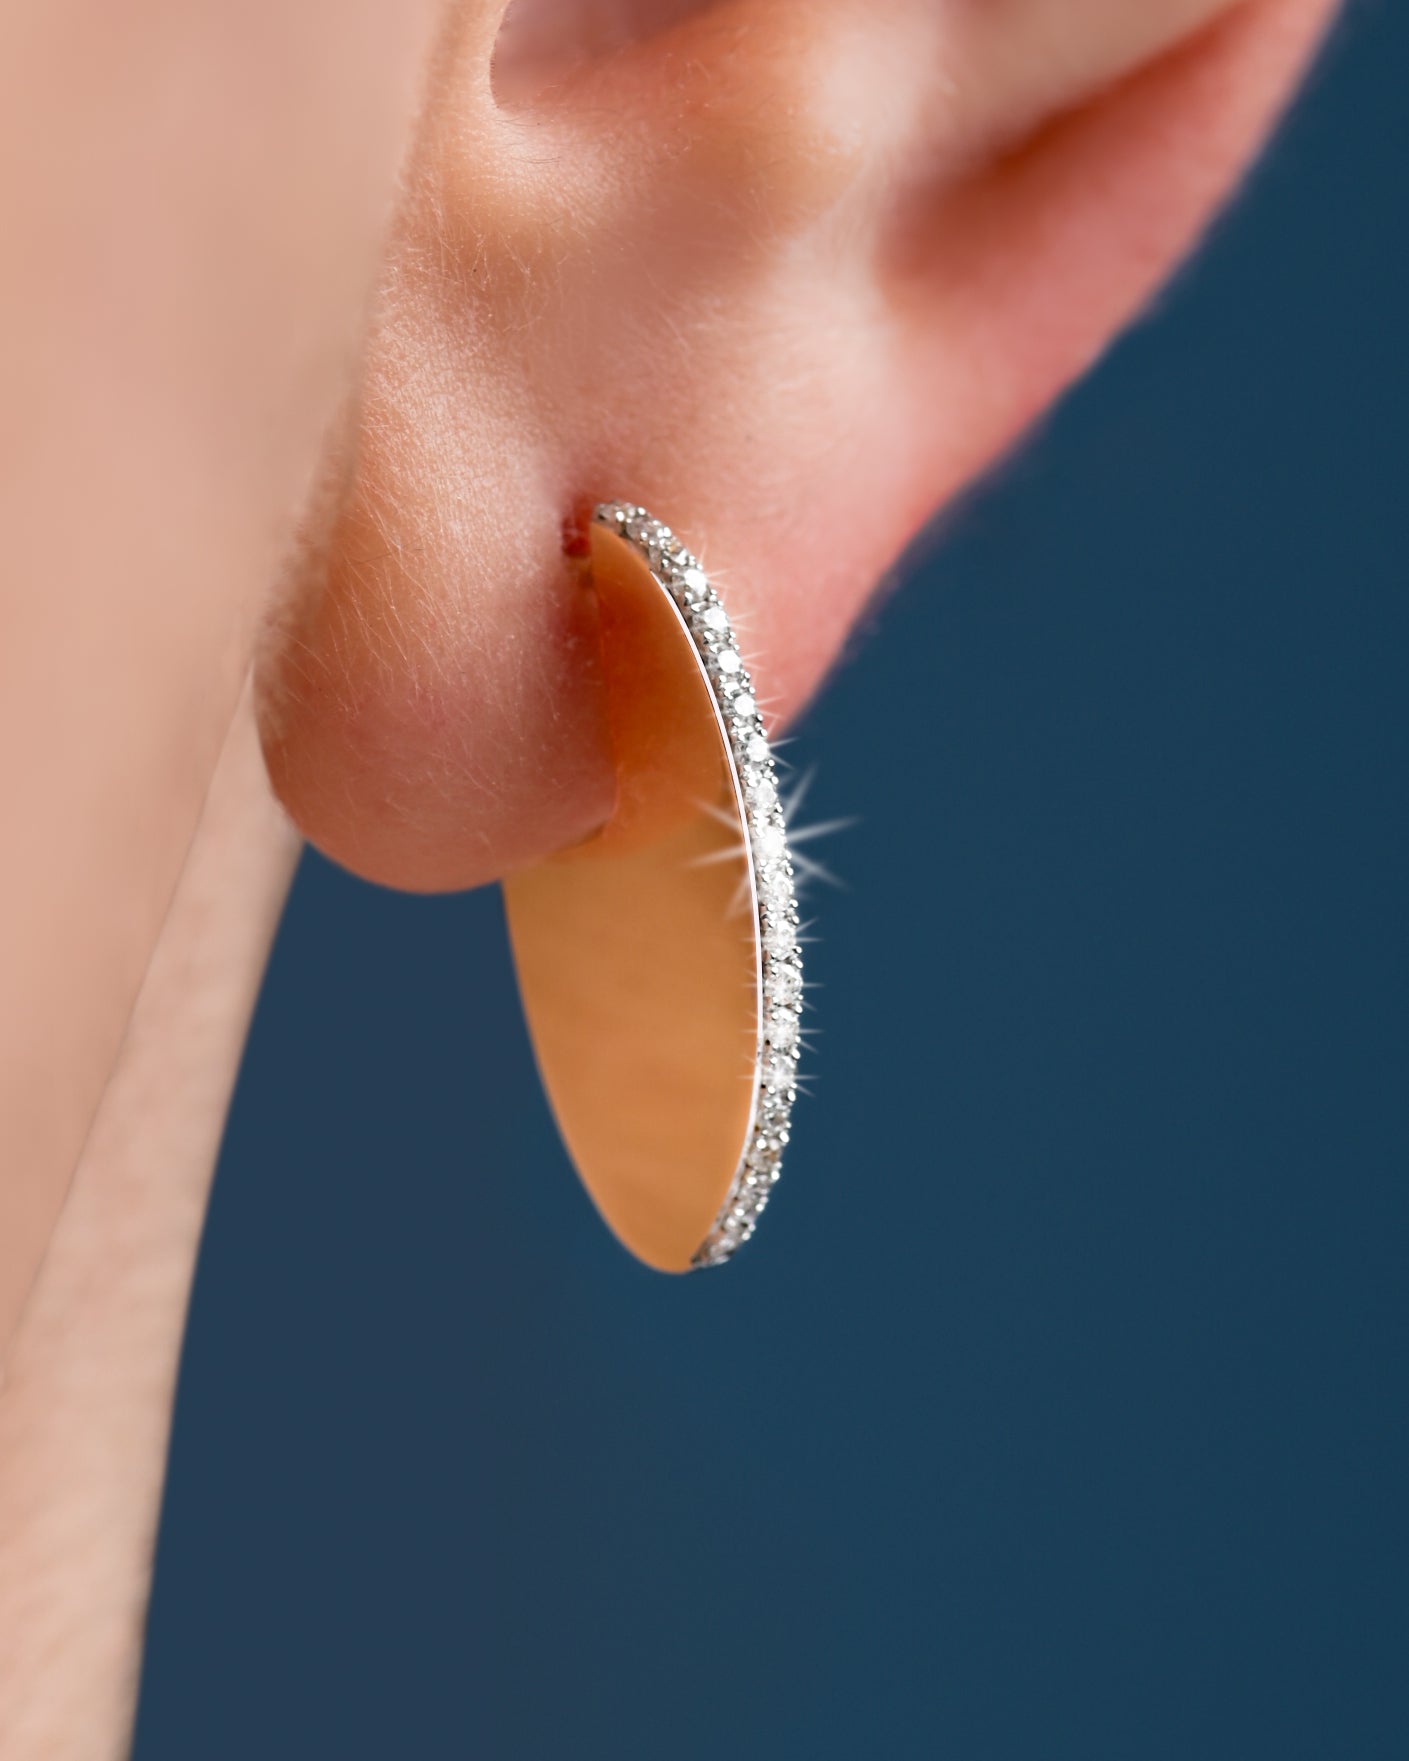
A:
<box><xmin>502</xmin><ymin>503</ymin><xmax>806</xmax><ymax>1271</ymax></box>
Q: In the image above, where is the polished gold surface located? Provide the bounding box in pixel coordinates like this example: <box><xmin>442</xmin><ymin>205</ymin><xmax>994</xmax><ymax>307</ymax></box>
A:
<box><xmin>502</xmin><ymin>523</ymin><xmax>761</xmax><ymax>1271</ymax></box>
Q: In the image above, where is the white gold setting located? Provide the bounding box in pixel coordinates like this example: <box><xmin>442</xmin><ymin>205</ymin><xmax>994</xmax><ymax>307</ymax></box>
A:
<box><xmin>593</xmin><ymin>502</ymin><xmax>804</xmax><ymax>1269</ymax></box>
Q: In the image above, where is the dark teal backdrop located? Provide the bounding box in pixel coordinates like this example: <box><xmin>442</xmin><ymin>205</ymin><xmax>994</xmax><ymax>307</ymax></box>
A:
<box><xmin>136</xmin><ymin>9</ymin><xmax>1406</xmax><ymax>1757</ymax></box>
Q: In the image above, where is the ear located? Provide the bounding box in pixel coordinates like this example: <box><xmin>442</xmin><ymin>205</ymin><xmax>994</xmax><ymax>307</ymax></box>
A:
<box><xmin>257</xmin><ymin>0</ymin><xmax>1334</xmax><ymax>893</ymax></box>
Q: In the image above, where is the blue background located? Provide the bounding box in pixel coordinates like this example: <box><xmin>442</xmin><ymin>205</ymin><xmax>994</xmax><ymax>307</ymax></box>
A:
<box><xmin>136</xmin><ymin>9</ymin><xmax>1407</xmax><ymax>1757</ymax></box>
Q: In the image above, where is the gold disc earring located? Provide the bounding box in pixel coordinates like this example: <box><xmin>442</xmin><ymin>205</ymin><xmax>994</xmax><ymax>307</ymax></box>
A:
<box><xmin>502</xmin><ymin>504</ymin><xmax>807</xmax><ymax>1271</ymax></box>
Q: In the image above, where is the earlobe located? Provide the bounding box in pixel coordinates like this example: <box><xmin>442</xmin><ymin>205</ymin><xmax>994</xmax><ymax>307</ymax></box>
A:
<box><xmin>257</xmin><ymin>0</ymin><xmax>1335</xmax><ymax>897</ymax></box>
<box><xmin>258</xmin><ymin>0</ymin><xmax>906</xmax><ymax>897</ymax></box>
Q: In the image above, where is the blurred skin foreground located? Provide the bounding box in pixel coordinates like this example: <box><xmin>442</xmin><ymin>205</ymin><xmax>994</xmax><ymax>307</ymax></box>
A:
<box><xmin>0</xmin><ymin>0</ymin><xmax>1337</xmax><ymax>1754</ymax></box>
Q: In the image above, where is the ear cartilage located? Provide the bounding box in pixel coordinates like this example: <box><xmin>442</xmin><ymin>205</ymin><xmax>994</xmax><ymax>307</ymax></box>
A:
<box><xmin>502</xmin><ymin>503</ymin><xmax>806</xmax><ymax>1270</ymax></box>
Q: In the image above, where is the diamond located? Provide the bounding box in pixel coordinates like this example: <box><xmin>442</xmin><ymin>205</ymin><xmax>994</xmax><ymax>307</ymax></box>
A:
<box><xmin>755</xmin><ymin>1093</ymin><xmax>790</xmax><ymax>1135</ymax></box>
<box><xmin>747</xmin><ymin>772</ymin><xmax>779</xmax><ymax>815</ymax></box>
<box><xmin>753</xmin><ymin>819</ymin><xmax>786</xmax><ymax>863</ymax></box>
<box><xmin>715</xmin><ymin>648</ymin><xmax>742</xmax><ymax>676</ymax></box>
<box><xmin>769</xmin><ymin>962</ymin><xmax>803</xmax><ymax>1006</ymax></box>
<box><xmin>766</xmin><ymin>1010</ymin><xmax>799</xmax><ymax>1052</ymax></box>
<box><xmin>746</xmin><ymin>733</ymin><xmax>769</xmax><ymax>765</ymax></box>
<box><xmin>763</xmin><ymin>919</ymin><xmax>797</xmax><ymax>961</ymax></box>
<box><xmin>732</xmin><ymin>692</ymin><xmax>757</xmax><ymax>720</ymax></box>
<box><xmin>759</xmin><ymin>861</ymin><xmax>793</xmax><ymax>909</ymax></box>
<box><xmin>762</xmin><ymin>1048</ymin><xmax>796</xmax><ymax>1092</ymax></box>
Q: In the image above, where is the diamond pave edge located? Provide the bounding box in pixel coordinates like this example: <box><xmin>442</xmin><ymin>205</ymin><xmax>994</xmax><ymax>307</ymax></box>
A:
<box><xmin>593</xmin><ymin>502</ymin><xmax>803</xmax><ymax>1270</ymax></box>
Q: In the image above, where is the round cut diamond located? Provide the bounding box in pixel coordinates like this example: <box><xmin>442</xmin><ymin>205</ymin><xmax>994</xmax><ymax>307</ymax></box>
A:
<box><xmin>767</xmin><ymin>1010</ymin><xmax>799</xmax><ymax>1052</ymax></box>
<box><xmin>764</xmin><ymin>918</ymin><xmax>796</xmax><ymax>960</ymax></box>
<box><xmin>760</xmin><ymin>874</ymin><xmax>794</xmax><ymax>924</ymax></box>
<box><xmin>762</xmin><ymin>1048</ymin><xmax>796</xmax><ymax>1092</ymax></box>
<box><xmin>747</xmin><ymin>772</ymin><xmax>778</xmax><ymax>814</ymax></box>
<box><xmin>753</xmin><ymin>819</ymin><xmax>786</xmax><ymax>863</ymax></box>
<box><xmin>770</xmin><ymin>962</ymin><xmax>803</xmax><ymax>1006</ymax></box>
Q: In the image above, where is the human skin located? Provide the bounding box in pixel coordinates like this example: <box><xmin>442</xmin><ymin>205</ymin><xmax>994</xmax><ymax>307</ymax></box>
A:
<box><xmin>0</xmin><ymin>0</ymin><xmax>450</xmax><ymax>1350</ymax></box>
<box><xmin>0</xmin><ymin>1</ymin><xmax>1337</xmax><ymax>1754</ymax></box>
